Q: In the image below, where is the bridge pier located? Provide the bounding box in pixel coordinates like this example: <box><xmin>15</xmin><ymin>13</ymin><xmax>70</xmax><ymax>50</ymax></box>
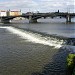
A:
<box><xmin>1</xmin><ymin>19</ymin><xmax>10</xmax><ymax>23</ymax></box>
<box><xmin>66</xmin><ymin>15</ymin><xmax>71</xmax><ymax>23</ymax></box>
<box><xmin>29</xmin><ymin>15</ymin><xmax>37</xmax><ymax>23</ymax></box>
<box><xmin>29</xmin><ymin>19</ymin><xmax>37</xmax><ymax>23</ymax></box>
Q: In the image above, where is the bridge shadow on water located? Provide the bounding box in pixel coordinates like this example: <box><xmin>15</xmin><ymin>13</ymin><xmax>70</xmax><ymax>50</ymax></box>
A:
<box><xmin>31</xmin><ymin>47</ymin><xmax>70</xmax><ymax>75</ymax></box>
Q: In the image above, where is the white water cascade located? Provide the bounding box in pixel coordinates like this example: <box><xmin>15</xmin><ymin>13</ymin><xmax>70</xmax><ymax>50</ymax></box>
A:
<box><xmin>0</xmin><ymin>26</ymin><xmax>65</xmax><ymax>48</ymax></box>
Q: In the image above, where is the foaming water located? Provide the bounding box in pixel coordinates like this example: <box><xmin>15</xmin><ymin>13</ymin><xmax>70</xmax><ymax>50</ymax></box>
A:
<box><xmin>0</xmin><ymin>26</ymin><xmax>64</xmax><ymax>48</ymax></box>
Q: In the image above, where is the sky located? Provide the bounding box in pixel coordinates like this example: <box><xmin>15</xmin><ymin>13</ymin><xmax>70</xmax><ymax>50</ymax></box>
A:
<box><xmin>0</xmin><ymin>0</ymin><xmax>75</xmax><ymax>13</ymax></box>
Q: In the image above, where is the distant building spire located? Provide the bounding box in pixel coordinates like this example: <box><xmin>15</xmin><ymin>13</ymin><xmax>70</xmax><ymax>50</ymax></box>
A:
<box><xmin>20</xmin><ymin>9</ymin><xmax>21</xmax><ymax>12</ymax></box>
<box><xmin>58</xmin><ymin>10</ymin><xmax>59</xmax><ymax>13</ymax></box>
<box><xmin>9</xmin><ymin>9</ymin><xmax>10</xmax><ymax>11</ymax></box>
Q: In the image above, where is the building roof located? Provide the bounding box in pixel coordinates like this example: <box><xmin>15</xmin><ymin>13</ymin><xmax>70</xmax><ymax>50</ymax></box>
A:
<box><xmin>10</xmin><ymin>11</ymin><xmax>21</xmax><ymax>12</ymax></box>
<box><xmin>0</xmin><ymin>10</ymin><xmax>6</xmax><ymax>12</ymax></box>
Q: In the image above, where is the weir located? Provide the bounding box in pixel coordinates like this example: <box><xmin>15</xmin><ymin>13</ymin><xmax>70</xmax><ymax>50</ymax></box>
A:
<box><xmin>0</xmin><ymin>26</ymin><xmax>75</xmax><ymax>47</ymax></box>
<box><xmin>6</xmin><ymin>26</ymin><xmax>75</xmax><ymax>48</ymax></box>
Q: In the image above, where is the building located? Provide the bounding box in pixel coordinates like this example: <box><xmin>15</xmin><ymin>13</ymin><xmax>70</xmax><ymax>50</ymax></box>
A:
<box><xmin>0</xmin><ymin>10</ymin><xmax>22</xmax><ymax>17</ymax></box>
<box><xmin>8</xmin><ymin>10</ymin><xmax>21</xmax><ymax>16</ymax></box>
<box><xmin>0</xmin><ymin>11</ymin><xmax>7</xmax><ymax>16</ymax></box>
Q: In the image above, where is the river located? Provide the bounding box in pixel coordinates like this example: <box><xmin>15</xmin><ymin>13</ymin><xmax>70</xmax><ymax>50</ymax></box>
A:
<box><xmin>11</xmin><ymin>18</ymin><xmax>75</xmax><ymax>38</ymax></box>
<box><xmin>0</xmin><ymin>18</ymin><xmax>75</xmax><ymax>75</ymax></box>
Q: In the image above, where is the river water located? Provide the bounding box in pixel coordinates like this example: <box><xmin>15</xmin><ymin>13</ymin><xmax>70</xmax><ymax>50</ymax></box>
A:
<box><xmin>0</xmin><ymin>18</ymin><xmax>75</xmax><ymax>75</ymax></box>
<box><xmin>11</xmin><ymin>18</ymin><xmax>75</xmax><ymax>38</ymax></box>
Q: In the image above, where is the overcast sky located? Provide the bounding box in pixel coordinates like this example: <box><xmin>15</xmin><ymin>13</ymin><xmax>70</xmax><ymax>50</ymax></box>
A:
<box><xmin>0</xmin><ymin>0</ymin><xmax>75</xmax><ymax>13</ymax></box>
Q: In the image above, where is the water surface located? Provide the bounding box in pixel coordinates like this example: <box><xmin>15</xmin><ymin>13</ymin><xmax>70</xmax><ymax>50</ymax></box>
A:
<box><xmin>0</xmin><ymin>18</ymin><xmax>75</xmax><ymax>75</ymax></box>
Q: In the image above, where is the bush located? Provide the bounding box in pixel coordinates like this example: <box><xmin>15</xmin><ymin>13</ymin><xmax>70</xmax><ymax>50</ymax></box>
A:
<box><xmin>67</xmin><ymin>54</ymin><xmax>75</xmax><ymax>67</ymax></box>
<box><xmin>66</xmin><ymin>54</ymin><xmax>75</xmax><ymax>75</ymax></box>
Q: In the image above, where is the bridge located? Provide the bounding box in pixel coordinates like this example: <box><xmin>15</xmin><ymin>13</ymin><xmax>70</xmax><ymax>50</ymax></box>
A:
<box><xmin>0</xmin><ymin>12</ymin><xmax>75</xmax><ymax>23</ymax></box>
